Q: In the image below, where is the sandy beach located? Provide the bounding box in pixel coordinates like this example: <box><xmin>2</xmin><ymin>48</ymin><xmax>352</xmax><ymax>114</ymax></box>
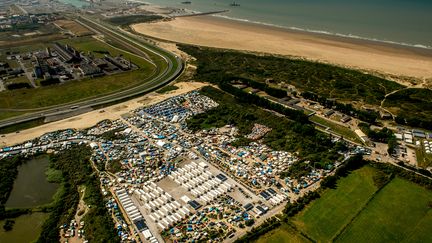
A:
<box><xmin>0</xmin><ymin>82</ymin><xmax>207</xmax><ymax>147</ymax></box>
<box><xmin>132</xmin><ymin>16</ymin><xmax>432</xmax><ymax>84</ymax></box>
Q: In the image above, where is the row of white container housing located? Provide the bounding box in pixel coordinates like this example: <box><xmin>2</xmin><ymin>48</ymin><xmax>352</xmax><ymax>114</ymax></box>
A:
<box><xmin>116</xmin><ymin>189</ymin><xmax>144</xmax><ymax>223</ymax></box>
<box><xmin>169</xmin><ymin>162</ymin><xmax>233</xmax><ymax>204</ymax></box>
<box><xmin>135</xmin><ymin>182</ymin><xmax>192</xmax><ymax>230</ymax></box>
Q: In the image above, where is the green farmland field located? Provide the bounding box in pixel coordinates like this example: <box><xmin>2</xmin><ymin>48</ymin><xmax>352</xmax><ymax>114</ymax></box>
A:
<box><xmin>335</xmin><ymin>177</ymin><xmax>432</xmax><ymax>242</ymax></box>
<box><xmin>255</xmin><ymin>166</ymin><xmax>432</xmax><ymax>243</ymax></box>
<box><xmin>292</xmin><ymin>166</ymin><xmax>379</xmax><ymax>242</ymax></box>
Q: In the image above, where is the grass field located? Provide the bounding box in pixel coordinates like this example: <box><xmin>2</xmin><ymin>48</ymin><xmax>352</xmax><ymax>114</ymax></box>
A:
<box><xmin>254</xmin><ymin>223</ymin><xmax>311</xmax><ymax>243</ymax></box>
<box><xmin>54</xmin><ymin>20</ymin><xmax>93</xmax><ymax>36</ymax></box>
<box><xmin>5</xmin><ymin>60</ymin><xmax>21</xmax><ymax>69</ymax></box>
<box><xmin>0</xmin><ymin>118</ymin><xmax>45</xmax><ymax>134</ymax></box>
<box><xmin>262</xmin><ymin>166</ymin><xmax>432</xmax><ymax>243</ymax></box>
<box><xmin>292</xmin><ymin>166</ymin><xmax>379</xmax><ymax>242</ymax></box>
<box><xmin>0</xmin><ymin>42</ymin><xmax>48</xmax><ymax>55</ymax></box>
<box><xmin>0</xmin><ymin>69</ymin><xmax>152</xmax><ymax>110</ymax></box>
<box><xmin>156</xmin><ymin>85</ymin><xmax>179</xmax><ymax>94</ymax></box>
<box><xmin>3</xmin><ymin>76</ymin><xmax>30</xmax><ymax>85</ymax></box>
<box><xmin>0</xmin><ymin>111</ymin><xmax>27</xmax><ymax>121</ymax></box>
<box><xmin>58</xmin><ymin>36</ymin><xmax>152</xmax><ymax>68</ymax></box>
<box><xmin>0</xmin><ymin>33</ymin><xmax>65</xmax><ymax>49</ymax></box>
<box><xmin>335</xmin><ymin>177</ymin><xmax>432</xmax><ymax>242</ymax></box>
<box><xmin>309</xmin><ymin>115</ymin><xmax>362</xmax><ymax>144</ymax></box>
<box><xmin>0</xmin><ymin>37</ymin><xmax>155</xmax><ymax>110</ymax></box>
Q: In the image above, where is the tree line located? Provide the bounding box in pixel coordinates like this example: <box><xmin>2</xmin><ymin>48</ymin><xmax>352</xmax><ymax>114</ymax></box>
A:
<box><xmin>218</xmin><ymin>80</ymin><xmax>309</xmax><ymax>124</ymax></box>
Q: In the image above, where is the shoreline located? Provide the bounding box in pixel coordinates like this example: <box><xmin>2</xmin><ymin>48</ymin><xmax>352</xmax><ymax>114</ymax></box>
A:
<box><xmin>132</xmin><ymin>1</ymin><xmax>432</xmax><ymax>51</ymax></box>
<box><xmin>132</xmin><ymin>15</ymin><xmax>432</xmax><ymax>83</ymax></box>
<box><xmin>210</xmin><ymin>15</ymin><xmax>432</xmax><ymax>57</ymax></box>
<box><xmin>211</xmin><ymin>14</ymin><xmax>432</xmax><ymax>52</ymax></box>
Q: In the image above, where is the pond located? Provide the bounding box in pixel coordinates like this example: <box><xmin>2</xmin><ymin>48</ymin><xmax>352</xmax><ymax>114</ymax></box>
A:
<box><xmin>5</xmin><ymin>155</ymin><xmax>59</xmax><ymax>208</ymax></box>
<box><xmin>0</xmin><ymin>212</ymin><xmax>49</xmax><ymax>243</ymax></box>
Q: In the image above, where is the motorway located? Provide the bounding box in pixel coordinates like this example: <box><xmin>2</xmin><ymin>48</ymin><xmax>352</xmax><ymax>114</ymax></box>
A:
<box><xmin>0</xmin><ymin>16</ymin><xmax>183</xmax><ymax>129</ymax></box>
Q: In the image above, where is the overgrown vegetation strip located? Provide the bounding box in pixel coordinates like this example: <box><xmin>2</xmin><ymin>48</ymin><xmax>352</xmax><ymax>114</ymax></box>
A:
<box><xmin>36</xmin><ymin>145</ymin><xmax>118</xmax><ymax>243</ymax></box>
<box><xmin>0</xmin><ymin>156</ymin><xmax>31</xmax><ymax>220</ymax></box>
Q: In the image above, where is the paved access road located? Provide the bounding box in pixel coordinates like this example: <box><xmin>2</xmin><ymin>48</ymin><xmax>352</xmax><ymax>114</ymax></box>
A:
<box><xmin>0</xmin><ymin>15</ymin><xmax>183</xmax><ymax>129</ymax></box>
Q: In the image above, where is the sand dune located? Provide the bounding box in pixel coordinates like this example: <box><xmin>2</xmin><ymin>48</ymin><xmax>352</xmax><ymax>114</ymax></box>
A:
<box><xmin>132</xmin><ymin>16</ymin><xmax>432</xmax><ymax>84</ymax></box>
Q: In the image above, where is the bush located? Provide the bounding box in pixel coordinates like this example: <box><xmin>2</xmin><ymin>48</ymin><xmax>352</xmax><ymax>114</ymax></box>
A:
<box><xmin>6</xmin><ymin>82</ymin><xmax>31</xmax><ymax>90</ymax></box>
<box><xmin>230</xmin><ymin>137</ymin><xmax>253</xmax><ymax>147</ymax></box>
<box><xmin>321</xmin><ymin>175</ymin><xmax>338</xmax><ymax>189</ymax></box>
<box><xmin>245</xmin><ymin>219</ymin><xmax>255</xmax><ymax>227</ymax></box>
<box><xmin>156</xmin><ymin>85</ymin><xmax>179</xmax><ymax>94</ymax></box>
<box><xmin>304</xmin><ymin>92</ymin><xmax>379</xmax><ymax>123</ymax></box>
<box><xmin>359</xmin><ymin>123</ymin><xmax>395</xmax><ymax>143</ymax></box>
<box><xmin>3</xmin><ymin>219</ymin><xmax>15</xmax><ymax>231</ymax></box>
<box><xmin>373</xmin><ymin>170</ymin><xmax>392</xmax><ymax>189</ymax></box>
<box><xmin>371</xmin><ymin>162</ymin><xmax>432</xmax><ymax>190</ymax></box>
<box><xmin>107</xmin><ymin>160</ymin><xmax>123</xmax><ymax>174</ymax></box>
<box><xmin>235</xmin><ymin>218</ymin><xmax>281</xmax><ymax>243</ymax></box>
<box><xmin>283</xmin><ymin>191</ymin><xmax>320</xmax><ymax>217</ymax></box>
<box><xmin>40</xmin><ymin>78</ymin><xmax>60</xmax><ymax>86</ymax></box>
<box><xmin>77</xmin><ymin>209</ymin><xmax>85</xmax><ymax>216</ymax></box>
<box><xmin>334</xmin><ymin>155</ymin><xmax>368</xmax><ymax>178</ymax></box>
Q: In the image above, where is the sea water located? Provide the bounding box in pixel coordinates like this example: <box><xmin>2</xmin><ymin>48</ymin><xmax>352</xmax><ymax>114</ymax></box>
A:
<box><xmin>139</xmin><ymin>0</ymin><xmax>432</xmax><ymax>49</ymax></box>
<box><xmin>58</xmin><ymin>0</ymin><xmax>90</xmax><ymax>8</ymax></box>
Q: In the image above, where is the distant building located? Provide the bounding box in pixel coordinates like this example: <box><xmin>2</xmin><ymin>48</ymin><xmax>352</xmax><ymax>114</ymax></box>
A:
<box><xmin>287</xmin><ymin>99</ymin><xmax>300</xmax><ymax>106</ymax></box>
<box><xmin>53</xmin><ymin>43</ymin><xmax>81</xmax><ymax>63</ymax></box>
<box><xmin>78</xmin><ymin>64</ymin><xmax>103</xmax><ymax>76</ymax></box>
<box><xmin>104</xmin><ymin>55</ymin><xmax>131</xmax><ymax>71</ymax></box>
<box><xmin>232</xmin><ymin>84</ymin><xmax>248</xmax><ymax>89</ymax></box>
<box><xmin>412</xmin><ymin>129</ymin><xmax>426</xmax><ymax>139</ymax></box>
<box><xmin>34</xmin><ymin>57</ymin><xmax>51</xmax><ymax>79</ymax></box>
<box><xmin>250</xmin><ymin>88</ymin><xmax>260</xmax><ymax>94</ymax></box>
<box><xmin>45</xmin><ymin>47</ymin><xmax>52</xmax><ymax>57</ymax></box>
<box><xmin>395</xmin><ymin>133</ymin><xmax>403</xmax><ymax>140</ymax></box>
<box><xmin>380</xmin><ymin>111</ymin><xmax>392</xmax><ymax>120</ymax></box>
<box><xmin>340</xmin><ymin>115</ymin><xmax>352</xmax><ymax>123</ymax></box>
<box><xmin>33</xmin><ymin>66</ymin><xmax>43</xmax><ymax>79</ymax></box>
<box><xmin>324</xmin><ymin>109</ymin><xmax>335</xmax><ymax>117</ymax></box>
<box><xmin>355</xmin><ymin>129</ymin><xmax>370</xmax><ymax>144</ymax></box>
